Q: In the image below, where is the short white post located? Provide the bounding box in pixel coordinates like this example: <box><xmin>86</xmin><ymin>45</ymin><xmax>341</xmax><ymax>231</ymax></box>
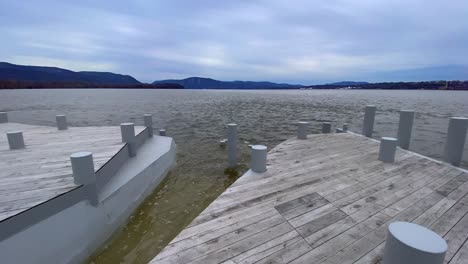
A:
<box><xmin>7</xmin><ymin>131</ymin><xmax>25</xmax><ymax>149</ymax></box>
<box><xmin>444</xmin><ymin>117</ymin><xmax>468</xmax><ymax>166</ymax></box>
<box><xmin>144</xmin><ymin>114</ymin><xmax>153</xmax><ymax>138</ymax></box>
<box><xmin>322</xmin><ymin>122</ymin><xmax>331</xmax><ymax>133</ymax></box>
<box><xmin>343</xmin><ymin>123</ymin><xmax>348</xmax><ymax>132</ymax></box>
<box><xmin>397</xmin><ymin>110</ymin><xmax>414</xmax><ymax>150</ymax></box>
<box><xmin>251</xmin><ymin>145</ymin><xmax>267</xmax><ymax>173</ymax></box>
<box><xmin>362</xmin><ymin>105</ymin><xmax>376</xmax><ymax>137</ymax></box>
<box><xmin>70</xmin><ymin>152</ymin><xmax>96</xmax><ymax>185</ymax></box>
<box><xmin>383</xmin><ymin>222</ymin><xmax>447</xmax><ymax>264</ymax></box>
<box><xmin>228</xmin><ymin>123</ymin><xmax>237</xmax><ymax>167</ymax></box>
<box><xmin>120</xmin><ymin>123</ymin><xmax>136</xmax><ymax>157</ymax></box>
<box><xmin>0</xmin><ymin>112</ymin><xmax>7</xmax><ymax>123</ymax></box>
<box><xmin>56</xmin><ymin>115</ymin><xmax>68</xmax><ymax>130</ymax></box>
<box><xmin>159</xmin><ymin>129</ymin><xmax>166</xmax><ymax>136</ymax></box>
<box><xmin>379</xmin><ymin>137</ymin><xmax>397</xmax><ymax>163</ymax></box>
<box><xmin>297</xmin><ymin>121</ymin><xmax>308</xmax><ymax>139</ymax></box>
<box><xmin>336</xmin><ymin>123</ymin><xmax>349</xmax><ymax>133</ymax></box>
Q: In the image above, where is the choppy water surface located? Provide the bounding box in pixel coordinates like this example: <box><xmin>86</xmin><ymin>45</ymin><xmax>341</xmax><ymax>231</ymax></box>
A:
<box><xmin>0</xmin><ymin>89</ymin><xmax>467</xmax><ymax>263</ymax></box>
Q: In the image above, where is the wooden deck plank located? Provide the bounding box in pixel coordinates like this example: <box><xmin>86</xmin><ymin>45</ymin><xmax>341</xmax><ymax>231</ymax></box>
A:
<box><xmin>152</xmin><ymin>132</ymin><xmax>468</xmax><ymax>264</ymax></box>
<box><xmin>449</xmin><ymin>239</ymin><xmax>468</xmax><ymax>264</ymax></box>
<box><xmin>157</xmin><ymin>212</ymin><xmax>287</xmax><ymax>263</ymax></box>
<box><xmin>229</xmin><ymin>231</ymin><xmax>301</xmax><ymax>263</ymax></box>
<box><xmin>191</xmin><ymin>150</ymin><xmax>392</xmax><ymax>229</ymax></box>
<box><xmin>188</xmin><ymin>222</ymin><xmax>294</xmax><ymax>264</ymax></box>
<box><xmin>0</xmin><ymin>122</ymin><xmax>144</xmax><ymax>221</ymax></box>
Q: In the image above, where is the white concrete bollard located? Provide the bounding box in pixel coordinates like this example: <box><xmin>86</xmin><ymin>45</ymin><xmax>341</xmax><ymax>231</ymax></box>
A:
<box><xmin>322</xmin><ymin>122</ymin><xmax>331</xmax><ymax>133</ymax></box>
<box><xmin>0</xmin><ymin>112</ymin><xmax>7</xmax><ymax>123</ymax></box>
<box><xmin>362</xmin><ymin>105</ymin><xmax>376</xmax><ymax>137</ymax></box>
<box><xmin>227</xmin><ymin>123</ymin><xmax>237</xmax><ymax>167</ymax></box>
<box><xmin>383</xmin><ymin>222</ymin><xmax>447</xmax><ymax>264</ymax></box>
<box><xmin>444</xmin><ymin>117</ymin><xmax>468</xmax><ymax>166</ymax></box>
<box><xmin>297</xmin><ymin>121</ymin><xmax>308</xmax><ymax>139</ymax></box>
<box><xmin>397</xmin><ymin>110</ymin><xmax>414</xmax><ymax>150</ymax></box>
<box><xmin>56</xmin><ymin>115</ymin><xmax>68</xmax><ymax>130</ymax></box>
<box><xmin>159</xmin><ymin>129</ymin><xmax>166</xmax><ymax>136</ymax></box>
<box><xmin>7</xmin><ymin>131</ymin><xmax>25</xmax><ymax>149</ymax></box>
<box><xmin>70</xmin><ymin>152</ymin><xmax>96</xmax><ymax>185</ymax></box>
<box><xmin>144</xmin><ymin>114</ymin><xmax>153</xmax><ymax>138</ymax></box>
<box><xmin>251</xmin><ymin>145</ymin><xmax>267</xmax><ymax>173</ymax></box>
<box><xmin>120</xmin><ymin>123</ymin><xmax>136</xmax><ymax>157</ymax></box>
<box><xmin>336</xmin><ymin>123</ymin><xmax>349</xmax><ymax>133</ymax></box>
<box><xmin>379</xmin><ymin>137</ymin><xmax>397</xmax><ymax>162</ymax></box>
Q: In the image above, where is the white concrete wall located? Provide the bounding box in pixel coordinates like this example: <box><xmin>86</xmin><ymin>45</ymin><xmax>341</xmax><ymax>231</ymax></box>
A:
<box><xmin>0</xmin><ymin>136</ymin><xmax>176</xmax><ymax>264</ymax></box>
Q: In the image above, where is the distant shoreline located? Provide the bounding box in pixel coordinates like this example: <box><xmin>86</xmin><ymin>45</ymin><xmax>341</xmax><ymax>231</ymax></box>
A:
<box><xmin>0</xmin><ymin>80</ymin><xmax>183</xmax><ymax>90</ymax></box>
<box><xmin>1</xmin><ymin>87</ymin><xmax>468</xmax><ymax>91</ymax></box>
<box><xmin>1</xmin><ymin>79</ymin><xmax>467</xmax><ymax>91</ymax></box>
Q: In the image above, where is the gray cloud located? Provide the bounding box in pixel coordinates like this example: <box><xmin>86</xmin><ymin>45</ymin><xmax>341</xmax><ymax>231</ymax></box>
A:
<box><xmin>1</xmin><ymin>0</ymin><xmax>467</xmax><ymax>83</ymax></box>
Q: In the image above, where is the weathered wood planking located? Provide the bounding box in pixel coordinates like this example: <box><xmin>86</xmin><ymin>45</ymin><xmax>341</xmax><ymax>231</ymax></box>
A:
<box><xmin>0</xmin><ymin>122</ymin><xmax>144</xmax><ymax>222</ymax></box>
<box><xmin>152</xmin><ymin>132</ymin><xmax>468</xmax><ymax>264</ymax></box>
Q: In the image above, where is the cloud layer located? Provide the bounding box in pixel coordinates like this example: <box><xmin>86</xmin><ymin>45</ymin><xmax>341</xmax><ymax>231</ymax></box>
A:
<box><xmin>1</xmin><ymin>0</ymin><xmax>467</xmax><ymax>83</ymax></box>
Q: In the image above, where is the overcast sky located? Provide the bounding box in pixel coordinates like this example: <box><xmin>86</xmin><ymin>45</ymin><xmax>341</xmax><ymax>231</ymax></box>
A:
<box><xmin>1</xmin><ymin>0</ymin><xmax>467</xmax><ymax>84</ymax></box>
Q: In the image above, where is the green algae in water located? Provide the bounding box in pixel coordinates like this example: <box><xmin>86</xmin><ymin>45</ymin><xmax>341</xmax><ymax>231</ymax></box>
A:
<box><xmin>90</xmin><ymin>144</ymin><xmax>250</xmax><ymax>264</ymax></box>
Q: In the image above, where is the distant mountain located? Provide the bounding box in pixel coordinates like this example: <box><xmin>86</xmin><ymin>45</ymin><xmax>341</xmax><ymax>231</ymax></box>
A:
<box><xmin>327</xmin><ymin>81</ymin><xmax>369</xmax><ymax>86</ymax></box>
<box><xmin>153</xmin><ymin>77</ymin><xmax>303</xmax><ymax>89</ymax></box>
<box><xmin>0</xmin><ymin>62</ymin><xmax>140</xmax><ymax>85</ymax></box>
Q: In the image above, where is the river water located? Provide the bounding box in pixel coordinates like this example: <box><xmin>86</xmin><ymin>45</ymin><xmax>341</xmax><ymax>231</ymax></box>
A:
<box><xmin>0</xmin><ymin>89</ymin><xmax>467</xmax><ymax>263</ymax></box>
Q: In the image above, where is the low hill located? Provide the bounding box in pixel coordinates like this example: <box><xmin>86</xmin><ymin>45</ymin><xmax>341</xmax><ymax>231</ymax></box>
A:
<box><xmin>153</xmin><ymin>77</ymin><xmax>302</xmax><ymax>89</ymax></box>
<box><xmin>328</xmin><ymin>81</ymin><xmax>369</xmax><ymax>86</ymax></box>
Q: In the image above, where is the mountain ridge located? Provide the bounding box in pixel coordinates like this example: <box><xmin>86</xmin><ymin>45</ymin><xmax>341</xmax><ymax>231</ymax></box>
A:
<box><xmin>153</xmin><ymin>77</ymin><xmax>303</xmax><ymax>89</ymax></box>
<box><xmin>0</xmin><ymin>62</ymin><xmax>140</xmax><ymax>85</ymax></box>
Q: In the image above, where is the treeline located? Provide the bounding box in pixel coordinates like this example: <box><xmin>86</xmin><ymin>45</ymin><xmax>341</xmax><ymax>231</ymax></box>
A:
<box><xmin>306</xmin><ymin>81</ymin><xmax>468</xmax><ymax>90</ymax></box>
<box><xmin>0</xmin><ymin>80</ymin><xmax>184</xmax><ymax>89</ymax></box>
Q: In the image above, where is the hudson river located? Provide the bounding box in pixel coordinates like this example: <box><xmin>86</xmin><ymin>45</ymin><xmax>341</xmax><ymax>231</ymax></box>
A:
<box><xmin>1</xmin><ymin>89</ymin><xmax>467</xmax><ymax>263</ymax></box>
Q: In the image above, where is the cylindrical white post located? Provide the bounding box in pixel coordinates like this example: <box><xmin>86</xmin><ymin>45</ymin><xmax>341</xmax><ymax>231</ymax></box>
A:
<box><xmin>56</xmin><ymin>115</ymin><xmax>68</xmax><ymax>130</ymax></box>
<box><xmin>362</xmin><ymin>105</ymin><xmax>376</xmax><ymax>137</ymax></box>
<box><xmin>444</xmin><ymin>117</ymin><xmax>468</xmax><ymax>166</ymax></box>
<box><xmin>251</xmin><ymin>145</ymin><xmax>267</xmax><ymax>173</ymax></box>
<box><xmin>159</xmin><ymin>129</ymin><xmax>166</xmax><ymax>136</ymax></box>
<box><xmin>7</xmin><ymin>131</ymin><xmax>25</xmax><ymax>149</ymax></box>
<box><xmin>383</xmin><ymin>222</ymin><xmax>447</xmax><ymax>264</ymax></box>
<box><xmin>120</xmin><ymin>123</ymin><xmax>136</xmax><ymax>157</ymax></box>
<box><xmin>144</xmin><ymin>114</ymin><xmax>153</xmax><ymax>138</ymax></box>
<box><xmin>343</xmin><ymin>123</ymin><xmax>348</xmax><ymax>132</ymax></box>
<box><xmin>0</xmin><ymin>112</ymin><xmax>7</xmax><ymax>123</ymax></box>
<box><xmin>322</xmin><ymin>122</ymin><xmax>331</xmax><ymax>133</ymax></box>
<box><xmin>379</xmin><ymin>137</ymin><xmax>397</xmax><ymax>163</ymax></box>
<box><xmin>227</xmin><ymin>123</ymin><xmax>237</xmax><ymax>167</ymax></box>
<box><xmin>336</xmin><ymin>123</ymin><xmax>348</xmax><ymax>133</ymax></box>
<box><xmin>397</xmin><ymin>110</ymin><xmax>414</xmax><ymax>150</ymax></box>
<box><xmin>70</xmin><ymin>152</ymin><xmax>96</xmax><ymax>185</ymax></box>
<box><xmin>297</xmin><ymin>122</ymin><xmax>308</xmax><ymax>139</ymax></box>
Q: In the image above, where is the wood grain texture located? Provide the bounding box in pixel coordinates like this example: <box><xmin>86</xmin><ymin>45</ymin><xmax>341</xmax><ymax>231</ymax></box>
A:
<box><xmin>0</xmin><ymin>122</ymin><xmax>144</xmax><ymax>221</ymax></box>
<box><xmin>152</xmin><ymin>132</ymin><xmax>468</xmax><ymax>264</ymax></box>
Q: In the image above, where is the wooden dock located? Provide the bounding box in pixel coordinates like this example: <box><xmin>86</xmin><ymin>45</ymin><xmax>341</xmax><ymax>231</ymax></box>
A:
<box><xmin>152</xmin><ymin>132</ymin><xmax>468</xmax><ymax>264</ymax></box>
<box><xmin>0</xmin><ymin>122</ymin><xmax>144</xmax><ymax>221</ymax></box>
